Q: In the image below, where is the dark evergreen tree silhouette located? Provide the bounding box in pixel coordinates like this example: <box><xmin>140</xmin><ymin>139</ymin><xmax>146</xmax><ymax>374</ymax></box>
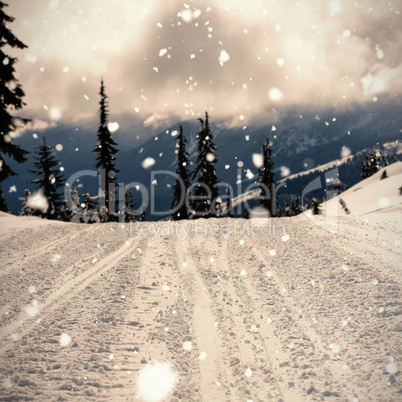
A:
<box><xmin>0</xmin><ymin>185</ymin><xmax>9</xmax><ymax>212</ymax></box>
<box><xmin>292</xmin><ymin>194</ymin><xmax>303</xmax><ymax>215</ymax></box>
<box><xmin>192</xmin><ymin>112</ymin><xmax>219</xmax><ymax>217</ymax></box>
<box><xmin>311</xmin><ymin>197</ymin><xmax>322</xmax><ymax>215</ymax></box>
<box><xmin>333</xmin><ymin>179</ymin><xmax>343</xmax><ymax>195</ymax></box>
<box><xmin>226</xmin><ymin>184</ymin><xmax>233</xmax><ymax>218</ymax></box>
<box><xmin>361</xmin><ymin>148</ymin><xmax>383</xmax><ymax>179</ymax></box>
<box><xmin>284</xmin><ymin>194</ymin><xmax>291</xmax><ymax>216</ymax></box>
<box><xmin>93</xmin><ymin>79</ymin><xmax>118</xmax><ymax>221</ymax></box>
<box><xmin>258</xmin><ymin>138</ymin><xmax>275</xmax><ymax>216</ymax></box>
<box><xmin>31</xmin><ymin>137</ymin><xmax>65</xmax><ymax>219</ymax></box>
<box><xmin>171</xmin><ymin>124</ymin><xmax>191</xmax><ymax>220</ymax></box>
<box><xmin>124</xmin><ymin>187</ymin><xmax>135</xmax><ymax>223</ymax></box>
<box><xmin>339</xmin><ymin>198</ymin><xmax>350</xmax><ymax>214</ymax></box>
<box><xmin>139</xmin><ymin>198</ymin><xmax>148</xmax><ymax>222</ymax></box>
<box><xmin>380</xmin><ymin>170</ymin><xmax>388</xmax><ymax>180</ymax></box>
<box><xmin>19</xmin><ymin>188</ymin><xmax>32</xmax><ymax>216</ymax></box>
<box><xmin>0</xmin><ymin>2</ymin><xmax>29</xmax><ymax>202</ymax></box>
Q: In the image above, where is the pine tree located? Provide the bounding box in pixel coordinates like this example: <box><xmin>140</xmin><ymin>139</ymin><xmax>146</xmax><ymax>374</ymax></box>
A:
<box><xmin>124</xmin><ymin>187</ymin><xmax>135</xmax><ymax>222</ymax></box>
<box><xmin>0</xmin><ymin>2</ymin><xmax>29</xmax><ymax>193</ymax></box>
<box><xmin>361</xmin><ymin>150</ymin><xmax>371</xmax><ymax>179</ymax></box>
<box><xmin>171</xmin><ymin>124</ymin><xmax>191</xmax><ymax>220</ymax></box>
<box><xmin>380</xmin><ymin>170</ymin><xmax>388</xmax><ymax>180</ymax></box>
<box><xmin>192</xmin><ymin>112</ymin><xmax>219</xmax><ymax>218</ymax></box>
<box><xmin>70</xmin><ymin>187</ymin><xmax>81</xmax><ymax>222</ymax></box>
<box><xmin>83</xmin><ymin>191</ymin><xmax>97</xmax><ymax>223</ymax></box>
<box><xmin>139</xmin><ymin>198</ymin><xmax>148</xmax><ymax>222</ymax></box>
<box><xmin>19</xmin><ymin>188</ymin><xmax>32</xmax><ymax>216</ymax></box>
<box><xmin>31</xmin><ymin>137</ymin><xmax>64</xmax><ymax>219</ymax></box>
<box><xmin>333</xmin><ymin>179</ymin><xmax>343</xmax><ymax>195</ymax></box>
<box><xmin>284</xmin><ymin>194</ymin><xmax>291</xmax><ymax>216</ymax></box>
<box><xmin>339</xmin><ymin>198</ymin><xmax>350</xmax><ymax>214</ymax></box>
<box><xmin>292</xmin><ymin>194</ymin><xmax>303</xmax><ymax>215</ymax></box>
<box><xmin>226</xmin><ymin>184</ymin><xmax>233</xmax><ymax>218</ymax></box>
<box><xmin>311</xmin><ymin>197</ymin><xmax>322</xmax><ymax>215</ymax></box>
<box><xmin>361</xmin><ymin>148</ymin><xmax>382</xmax><ymax>179</ymax></box>
<box><xmin>258</xmin><ymin>138</ymin><xmax>275</xmax><ymax>216</ymax></box>
<box><xmin>0</xmin><ymin>184</ymin><xmax>9</xmax><ymax>212</ymax></box>
<box><xmin>93</xmin><ymin>79</ymin><xmax>118</xmax><ymax>221</ymax></box>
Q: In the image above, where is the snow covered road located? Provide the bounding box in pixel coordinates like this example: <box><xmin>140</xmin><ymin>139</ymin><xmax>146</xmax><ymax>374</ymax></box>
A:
<box><xmin>0</xmin><ymin>212</ymin><xmax>401</xmax><ymax>401</ymax></box>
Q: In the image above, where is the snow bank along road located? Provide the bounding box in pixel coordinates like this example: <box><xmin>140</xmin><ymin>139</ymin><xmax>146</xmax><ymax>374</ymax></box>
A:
<box><xmin>0</xmin><ymin>212</ymin><xmax>401</xmax><ymax>401</ymax></box>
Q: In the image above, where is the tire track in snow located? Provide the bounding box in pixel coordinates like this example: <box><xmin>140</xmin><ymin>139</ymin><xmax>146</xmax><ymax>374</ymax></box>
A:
<box><xmin>174</xmin><ymin>232</ymin><xmax>232</xmax><ymax>402</ymax></box>
<box><xmin>189</xmin><ymin>230</ymin><xmax>296</xmax><ymax>401</ymax></box>
<box><xmin>0</xmin><ymin>227</ymin><xmax>139</xmax><ymax>352</ymax></box>
<box><xmin>220</xmin><ymin>235</ymin><xmax>305</xmax><ymax>402</ymax></box>
<box><xmin>0</xmin><ymin>224</ymin><xmax>99</xmax><ymax>279</ymax></box>
<box><xmin>248</xmin><ymin>227</ymin><xmax>369</xmax><ymax>401</ymax></box>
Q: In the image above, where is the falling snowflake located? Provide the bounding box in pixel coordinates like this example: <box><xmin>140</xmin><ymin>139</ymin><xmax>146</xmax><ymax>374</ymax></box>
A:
<box><xmin>107</xmin><ymin>122</ymin><xmax>119</xmax><ymax>133</ymax></box>
<box><xmin>386</xmin><ymin>363</ymin><xmax>397</xmax><ymax>374</ymax></box>
<box><xmin>25</xmin><ymin>299</ymin><xmax>39</xmax><ymax>317</ymax></box>
<box><xmin>219</xmin><ymin>49</ymin><xmax>230</xmax><ymax>66</ymax></box>
<box><xmin>182</xmin><ymin>341</ymin><xmax>192</xmax><ymax>351</ymax></box>
<box><xmin>59</xmin><ymin>333</ymin><xmax>71</xmax><ymax>346</ymax></box>
<box><xmin>137</xmin><ymin>362</ymin><xmax>177</xmax><ymax>401</ymax></box>
<box><xmin>142</xmin><ymin>157</ymin><xmax>156</xmax><ymax>169</ymax></box>
<box><xmin>329</xmin><ymin>343</ymin><xmax>340</xmax><ymax>353</ymax></box>
<box><xmin>252</xmin><ymin>153</ymin><xmax>263</xmax><ymax>168</ymax></box>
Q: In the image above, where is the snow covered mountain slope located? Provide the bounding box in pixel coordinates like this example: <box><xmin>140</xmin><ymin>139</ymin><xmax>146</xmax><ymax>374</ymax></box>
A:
<box><xmin>0</xmin><ymin>211</ymin><xmax>401</xmax><ymax>400</ymax></box>
<box><xmin>324</xmin><ymin>161</ymin><xmax>402</xmax><ymax>216</ymax></box>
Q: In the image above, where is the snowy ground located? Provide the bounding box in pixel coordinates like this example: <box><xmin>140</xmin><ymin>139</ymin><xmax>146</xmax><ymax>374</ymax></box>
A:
<box><xmin>0</xmin><ymin>206</ymin><xmax>401</xmax><ymax>401</ymax></box>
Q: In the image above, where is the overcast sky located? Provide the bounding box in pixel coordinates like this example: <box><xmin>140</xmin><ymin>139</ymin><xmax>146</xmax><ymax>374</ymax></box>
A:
<box><xmin>6</xmin><ymin>0</ymin><xmax>402</xmax><ymax>130</ymax></box>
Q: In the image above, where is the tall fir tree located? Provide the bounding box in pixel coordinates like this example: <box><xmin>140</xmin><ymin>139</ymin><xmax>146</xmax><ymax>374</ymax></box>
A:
<box><xmin>171</xmin><ymin>124</ymin><xmax>191</xmax><ymax>220</ymax></box>
<box><xmin>0</xmin><ymin>2</ymin><xmax>29</xmax><ymax>210</ymax></box>
<box><xmin>292</xmin><ymin>193</ymin><xmax>303</xmax><ymax>215</ymax></box>
<box><xmin>139</xmin><ymin>198</ymin><xmax>148</xmax><ymax>222</ymax></box>
<box><xmin>258</xmin><ymin>138</ymin><xmax>275</xmax><ymax>216</ymax></box>
<box><xmin>192</xmin><ymin>112</ymin><xmax>219</xmax><ymax>217</ymax></box>
<box><xmin>124</xmin><ymin>187</ymin><xmax>135</xmax><ymax>223</ymax></box>
<box><xmin>93</xmin><ymin>79</ymin><xmax>118</xmax><ymax>221</ymax></box>
<box><xmin>0</xmin><ymin>184</ymin><xmax>9</xmax><ymax>212</ymax></box>
<box><xmin>226</xmin><ymin>184</ymin><xmax>234</xmax><ymax>218</ymax></box>
<box><xmin>31</xmin><ymin>137</ymin><xmax>65</xmax><ymax>219</ymax></box>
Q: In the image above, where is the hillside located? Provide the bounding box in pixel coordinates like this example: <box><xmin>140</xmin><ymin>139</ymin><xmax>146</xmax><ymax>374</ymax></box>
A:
<box><xmin>324</xmin><ymin>161</ymin><xmax>402</xmax><ymax>216</ymax></box>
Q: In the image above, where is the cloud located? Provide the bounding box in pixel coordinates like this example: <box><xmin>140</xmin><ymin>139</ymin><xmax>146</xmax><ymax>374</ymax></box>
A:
<box><xmin>7</xmin><ymin>0</ymin><xmax>402</xmax><ymax>126</ymax></box>
<box><xmin>11</xmin><ymin>118</ymin><xmax>57</xmax><ymax>138</ymax></box>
